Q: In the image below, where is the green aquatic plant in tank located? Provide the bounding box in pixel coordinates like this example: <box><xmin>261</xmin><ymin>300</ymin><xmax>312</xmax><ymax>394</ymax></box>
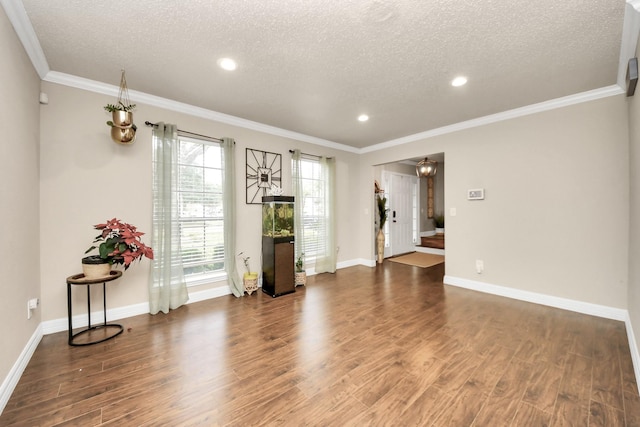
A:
<box><xmin>262</xmin><ymin>198</ymin><xmax>294</xmax><ymax>237</ymax></box>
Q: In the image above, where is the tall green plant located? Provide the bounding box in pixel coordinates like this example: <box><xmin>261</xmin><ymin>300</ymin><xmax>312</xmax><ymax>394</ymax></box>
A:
<box><xmin>377</xmin><ymin>196</ymin><xmax>389</xmax><ymax>229</ymax></box>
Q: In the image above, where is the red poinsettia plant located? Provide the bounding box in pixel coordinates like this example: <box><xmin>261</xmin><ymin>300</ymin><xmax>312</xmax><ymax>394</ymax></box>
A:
<box><xmin>85</xmin><ymin>218</ymin><xmax>154</xmax><ymax>270</ymax></box>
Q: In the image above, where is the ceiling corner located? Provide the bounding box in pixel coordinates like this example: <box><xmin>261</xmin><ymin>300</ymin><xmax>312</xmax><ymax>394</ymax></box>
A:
<box><xmin>0</xmin><ymin>0</ymin><xmax>49</xmax><ymax>78</ymax></box>
<box><xmin>617</xmin><ymin>1</ymin><xmax>640</xmax><ymax>88</ymax></box>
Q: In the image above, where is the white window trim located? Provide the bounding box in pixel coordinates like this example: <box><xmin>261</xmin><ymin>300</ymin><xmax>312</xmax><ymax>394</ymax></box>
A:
<box><xmin>177</xmin><ymin>135</ymin><xmax>226</xmax><ymax>282</ymax></box>
<box><xmin>186</xmin><ymin>271</ymin><xmax>228</xmax><ymax>287</ymax></box>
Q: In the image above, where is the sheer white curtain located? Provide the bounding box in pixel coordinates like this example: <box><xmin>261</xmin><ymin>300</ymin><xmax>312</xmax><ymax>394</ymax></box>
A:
<box><xmin>315</xmin><ymin>156</ymin><xmax>336</xmax><ymax>273</ymax></box>
<box><xmin>291</xmin><ymin>150</ymin><xmax>305</xmax><ymax>263</ymax></box>
<box><xmin>149</xmin><ymin>123</ymin><xmax>189</xmax><ymax>314</ymax></box>
<box><xmin>292</xmin><ymin>151</ymin><xmax>336</xmax><ymax>273</ymax></box>
<box><xmin>222</xmin><ymin>137</ymin><xmax>243</xmax><ymax>297</ymax></box>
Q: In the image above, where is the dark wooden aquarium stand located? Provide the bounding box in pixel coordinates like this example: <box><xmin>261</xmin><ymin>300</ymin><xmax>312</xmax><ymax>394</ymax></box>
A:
<box><xmin>262</xmin><ymin>196</ymin><xmax>295</xmax><ymax>297</ymax></box>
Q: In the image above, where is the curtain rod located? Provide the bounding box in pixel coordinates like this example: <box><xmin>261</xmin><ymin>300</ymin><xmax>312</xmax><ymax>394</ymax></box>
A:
<box><xmin>145</xmin><ymin>121</ymin><xmax>222</xmax><ymax>143</ymax></box>
<box><xmin>288</xmin><ymin>149</ymin><xmax>333</xmax><ymax>159</ymax></box>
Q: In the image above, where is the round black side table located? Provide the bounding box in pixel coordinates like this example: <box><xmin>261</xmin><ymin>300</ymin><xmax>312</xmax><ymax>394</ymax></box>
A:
<box><xmin>66</xmin><ymin>270</ymin><xmax>124</xmax><ymax>346</ymax></box>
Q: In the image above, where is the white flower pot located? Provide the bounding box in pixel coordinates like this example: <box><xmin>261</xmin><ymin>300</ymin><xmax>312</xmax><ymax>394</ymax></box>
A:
<box><xmin>295</xmin><ymin>271</ymin><xmax>307</xmax><ymax>287</ymax></box>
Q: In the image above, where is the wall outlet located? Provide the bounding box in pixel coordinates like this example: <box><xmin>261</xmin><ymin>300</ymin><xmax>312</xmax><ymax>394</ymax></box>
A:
<box><xmin>27</xmin><ymin>298</ymin><xmax>39</xmax><ymax>319</ymax></box>
<box><xmin>475</xmin><ymin>260</ymin><xmax>484</xmax><ymax>274</ymax></box>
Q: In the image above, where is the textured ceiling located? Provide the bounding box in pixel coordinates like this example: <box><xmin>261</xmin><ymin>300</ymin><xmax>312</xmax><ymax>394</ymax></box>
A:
<box><xmin>20</xmin><ymin>0</ymin><xmax>626</xmax><ymax>149</ymax></box>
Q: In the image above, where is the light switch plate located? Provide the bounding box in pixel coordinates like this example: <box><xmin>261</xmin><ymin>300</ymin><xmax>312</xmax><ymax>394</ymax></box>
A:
<box><xmin>468</xmin><ymin>189</ymin><xmax>485</xmax><ymax>200</ymax></box>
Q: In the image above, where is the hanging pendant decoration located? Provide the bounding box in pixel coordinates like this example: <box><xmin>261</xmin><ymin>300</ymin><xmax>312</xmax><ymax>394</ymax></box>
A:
<box><xmin>104</xmin><ymin>70</ymin><xmax>137</xmax><ymax>145</ymax></box>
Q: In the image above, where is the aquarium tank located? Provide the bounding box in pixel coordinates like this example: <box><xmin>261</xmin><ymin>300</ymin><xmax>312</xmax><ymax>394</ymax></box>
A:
<box><xmin>262</xmin><ymin>196</ymin><xmax>294</xmax><ymax>238</ymax></box>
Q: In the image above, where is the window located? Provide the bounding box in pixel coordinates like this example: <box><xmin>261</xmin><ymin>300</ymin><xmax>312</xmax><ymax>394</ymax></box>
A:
<box><xmin>294</xmin><ymin>157</ymin><xmax>327</xmax><ymax>261</ymax></box>
<box><xmin>176</xmin><ymin>137</ymin><xmax>225</xmax><ymax>282</ymax></box>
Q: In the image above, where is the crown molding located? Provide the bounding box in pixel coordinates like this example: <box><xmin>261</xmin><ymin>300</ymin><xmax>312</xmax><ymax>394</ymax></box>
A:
<box><xmin>42</xmin><ymin>71</ymin><xmax>360</xmax><ymax>154</ymax></box>
<box><xmin>42</xmin><ymin>69</ymin><xmax>624</xmax><ymax>157</ymax></box>
<box><xmin>5</xmin><ymin>0</ymin><xmax>631</xmax><ymax>156</ymax></box>
<box><xmin>361</xmin><ymin>85</ymin><xmax>624</xmax><ymax>154</ymax></box>
<box><xmin>40</xmin><ymin>71</ymin><xmax>626</xmax><ymax>156</ymax></box>
<box><xmin>0</xmin><ymin>0</ymin><xmax>48</xmax><ymax>78</ymax></box>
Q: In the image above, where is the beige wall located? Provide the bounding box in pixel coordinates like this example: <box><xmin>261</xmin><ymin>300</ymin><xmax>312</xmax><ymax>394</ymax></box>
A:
<box><xmin>0</xmin><ymin>8</ymin><xmax>41</xmax><ymax>392</ymax></box>
<box><xmin>3</xmin><ymin>1</ymin><xmax>639</xmax><ymax>404</ymax></box>
<box><xmin>361</xmin><ymin>95</ymin><xmax>630</xmax><ymax>308</ymax></box>
<box><xmin>628</xmin><ymin>39</ymin><xmax>640</xmax><ymax>365</ymax></box>
<box><xmin>39</xmin><ymin>81</ymin><xmax>360</xmax><ymax>322</ymax></box>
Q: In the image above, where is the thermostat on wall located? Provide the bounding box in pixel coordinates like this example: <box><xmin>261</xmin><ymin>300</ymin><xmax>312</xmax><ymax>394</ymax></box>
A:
<box><xmin>468</xmin><ymin>189</ymin><xmax>485</xmax><ymax>200</ymax></box>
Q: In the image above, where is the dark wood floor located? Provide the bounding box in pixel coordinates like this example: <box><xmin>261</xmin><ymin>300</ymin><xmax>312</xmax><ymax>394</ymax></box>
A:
<box><xmin>2</xmin><ymin>262</ymin><xmax>639</xmax><ymax>426</ymax></box>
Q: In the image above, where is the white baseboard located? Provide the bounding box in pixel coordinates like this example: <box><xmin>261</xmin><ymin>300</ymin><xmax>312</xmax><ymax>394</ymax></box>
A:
<box><xmin>625</xmin><ymin>314</ymin><xmax>640</xmax><ymax>395</ymax></box>
<box><xmin>0</xmin><ymin>325</ymin><xmax>42</xmax><ymax>415</ymax></box>
<box><xmin>187</xmin><ymin>285</ymin><xmax>232</xmax><ymax>303</ymax></box>
<box><xmin>306</xmin><ymin>258</ymin><xmax>376</xmax><ymax>273</ymax></box>
<box><xmin>339</xmin><ymin>258</ymin><xmax>375</xmax><ymax>269</ymax></box>
<box><xmin>42</xmin><ymin>286</ymin><xmax>235</xmax><ymax>335</ymax></box>
<box><xmin>443</xmin><ymin>275</ymin><xmax>628</xmax><ymax>321</ymax></box>
<box><xmin>2</xmin><ymin>258</ymin><xmax>423</xmax><ymax>416</ymax></box>
<box><xmin>38</xmin><ymin>260</ymin><xmax>371</xmax><ymax>336</ymax></box>
<box><xmin>351</xmin><ymin>258</ymin><xmax>376</xmax><ymax>268</ymax></box>
<box><xmin>444</xmin><ymin>275</ymin><xmax>640</xmax><ymax>394</ymax></box>
<box><xmin>415</xmin><ymin>246</ymin><xmax>445</xmax><ymax>256</ymax></box>
<box><xmin>42</xmin><ymin>301</ymin><xmax>150</xmax><ymax>335</ymax></box>
<box><xmin>40</xmin><ymin>259</ymin><xmax>371</xmax><ymax>336</ymax></box>
<box><xmin>9</xmin><ymin>268</ymin><xmax>640</xmax><ymax>415</ymax></box>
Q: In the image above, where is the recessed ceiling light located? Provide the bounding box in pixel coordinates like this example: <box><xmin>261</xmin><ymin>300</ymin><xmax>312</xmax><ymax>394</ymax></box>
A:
<box><xmin>358</xmin><ymin>114</ymin><xmax>369</xmax><ymax>122</ymax></box>
<box><xmin>451</xmin><ymin>76</ymin><xmax>467</xmax><ymax>87</ymax></box>
<box><xmin>217</xmin><ymin>58</ymin><xmax>237</xmax><ymax>71</ymax></box>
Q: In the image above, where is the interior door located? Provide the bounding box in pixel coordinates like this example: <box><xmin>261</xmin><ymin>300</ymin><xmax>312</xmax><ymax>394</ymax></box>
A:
<box><xmin>388</xmin><ymin>173</ymin><xmax>417</xmax><ymax>256</ymax></box>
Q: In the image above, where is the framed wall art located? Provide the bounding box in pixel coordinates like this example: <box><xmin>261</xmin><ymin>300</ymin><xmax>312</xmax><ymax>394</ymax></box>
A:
<box><xmin>246</xmin><ymin>148</ymin><xmax>282</xmax><ymax>204</ymax></box>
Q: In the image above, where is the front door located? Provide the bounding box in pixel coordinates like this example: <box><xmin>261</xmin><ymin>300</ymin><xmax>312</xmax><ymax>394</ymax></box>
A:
<box><xmin>386</xmin><ymin>172</ymin><xmax>417</xmax><ymax>257</ymax></box>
